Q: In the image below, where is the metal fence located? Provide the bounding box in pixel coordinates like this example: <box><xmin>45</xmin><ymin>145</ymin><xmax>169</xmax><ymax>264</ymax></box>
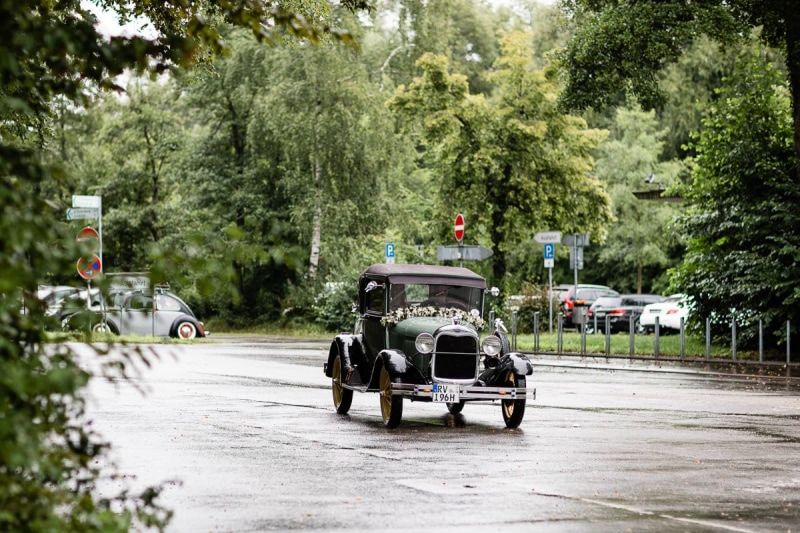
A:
<box><xmin>506</xmin><ymin>310</ymin><xmax>797</xmax><ymax>367</ymax></box>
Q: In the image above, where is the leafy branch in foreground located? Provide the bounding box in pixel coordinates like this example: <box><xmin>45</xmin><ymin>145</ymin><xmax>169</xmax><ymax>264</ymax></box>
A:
<box><xmin>1</xmin><ymin>0</ymin><xmax>371</xmax><ymax>530</ymax></box>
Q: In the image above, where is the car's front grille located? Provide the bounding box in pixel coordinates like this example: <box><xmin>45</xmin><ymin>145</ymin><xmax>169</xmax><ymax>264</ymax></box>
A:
<box><xmin>432</xmin><ymin>333</ymin><xmax>479</xmax><ymax>381</ymax></box>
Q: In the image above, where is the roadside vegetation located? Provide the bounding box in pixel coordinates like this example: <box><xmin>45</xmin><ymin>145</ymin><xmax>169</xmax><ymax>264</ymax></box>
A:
<box><xmin>4</xmin><ymin>0</ymin><xmax>800</xmax><ymax>530</ymax></box>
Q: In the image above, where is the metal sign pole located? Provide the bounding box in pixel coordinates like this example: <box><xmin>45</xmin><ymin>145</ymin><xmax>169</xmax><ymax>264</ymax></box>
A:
<box><xmin>573</xmin><ymin>236</ymin><xmax>578</xmax><ymax>291</ymax></box>
<box><xmin>98</xmin><ymin>197</ymin><xmax>103</xmax><ymax>273</ymax></box>
<box><xmin>548</xmin><ymin>266</ymin><xmax>553</xmax><ymax>332</ymax></box>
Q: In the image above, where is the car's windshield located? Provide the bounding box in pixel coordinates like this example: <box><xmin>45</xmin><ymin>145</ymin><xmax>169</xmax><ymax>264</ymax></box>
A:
<box><xmin>389</xmin><ymin>283</ymin><xmax>482</xmax><ymax>313</ymax></box>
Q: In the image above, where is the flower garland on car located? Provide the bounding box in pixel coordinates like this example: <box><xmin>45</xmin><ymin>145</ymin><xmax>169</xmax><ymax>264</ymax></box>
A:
<box><xmin>381</xmin><ymin>305</ymin><xmax>485</xmax><ymax>330</ymax></box>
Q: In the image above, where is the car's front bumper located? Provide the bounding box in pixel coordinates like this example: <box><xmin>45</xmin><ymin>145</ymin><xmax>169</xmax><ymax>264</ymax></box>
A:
<box><xmin>390</xmin><ymin>383</ymin><xmax>535</xmax><ymax>401</ymax></box>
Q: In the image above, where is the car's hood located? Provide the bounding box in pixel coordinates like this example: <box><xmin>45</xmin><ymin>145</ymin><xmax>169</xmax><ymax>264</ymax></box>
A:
<box><xmin>392</xmin><ymin>316</ymin><xmax>477</xmax><ymax>337</ymax></box>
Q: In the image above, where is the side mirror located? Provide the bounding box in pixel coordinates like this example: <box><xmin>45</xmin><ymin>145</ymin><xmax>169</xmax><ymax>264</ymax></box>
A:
<box><xmin>365</xmin><ymin>280</ymin><xmax>384</xmax><ymax>293</ymax></box>
<box><xmin>489</xmin><ymin>287</ymin><xmax>500</xmax><ymax>297</ymax></box>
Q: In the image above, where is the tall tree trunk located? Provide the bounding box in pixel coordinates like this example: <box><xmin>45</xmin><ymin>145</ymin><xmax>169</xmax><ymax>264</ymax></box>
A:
<box><xmin>309</xmin><ymin>157</ymin><xmax>322</xmax><ymax>281</ymax></box>
<box><xmin>143</xmin><ymin>124</ymin><xmax>159</xmax><ymax>242</ymax></box>
<box><xmin>309</xmin><ymin>96</ymin><xmax>322</xmax><ymax>281</ymax></box>
<box><xmin>786</xmin><ymin>3</ymin><xmax>800</xmax><ymax>176</ymax></box>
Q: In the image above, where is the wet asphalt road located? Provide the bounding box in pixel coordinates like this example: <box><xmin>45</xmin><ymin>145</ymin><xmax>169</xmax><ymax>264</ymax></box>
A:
<box><xmin>82</xmin><ymin>338</ymin><xmax>800</xmax><ymax>532</ymax></box>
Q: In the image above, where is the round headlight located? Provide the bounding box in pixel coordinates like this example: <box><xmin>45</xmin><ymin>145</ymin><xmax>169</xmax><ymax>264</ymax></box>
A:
<box><xmin>415</xmin><ymin>333</ymin><xmax>434</xmax><ymax>354</ymax></box>
<box><xmin>482</xmin><ymin>335</ymin><xmax>502</xmax><ymax>356</ymax></box>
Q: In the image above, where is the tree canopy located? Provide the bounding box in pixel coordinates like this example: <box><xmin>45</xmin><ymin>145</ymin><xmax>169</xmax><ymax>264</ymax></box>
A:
<box><xmin>1</xmin><ymin>0</ymin><xmax>371</xmax><ymax>529</ymax></box>
<box><xmin>388</xmin><ymin>30</ymin><xmax>613</xmax><ymax>286</ymax></box>
<box><xmin>558</xmin><ymin>0</ymin><xmax>800</xmax><ymax>164</ymax></box>
<box><xmin>671</xmin><ymin>49</ymin><xmax>800</xmax><ymax>344</ymax></box>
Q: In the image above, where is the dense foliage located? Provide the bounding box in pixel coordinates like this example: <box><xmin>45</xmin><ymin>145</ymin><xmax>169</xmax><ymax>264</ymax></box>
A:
<box><xmin>387</xmin><ymin>31</ymin><xmax>613</xmax><ymax>288</ymax></box>
<box><xmin>1</xmin><ymin>0</ymin><xmax>369</xmax><ymax>529</ymax></box>
<box><xmin>4</xmin><ymin>0</ymin><xmax>800</xmax><ymax>525</ymax></box>
<box><xmin>559</xmin><ymin>0</ymin><xmax>800</xmax><ymax>348</ymax></box>
<box><xmin>671</xmin><ymin>50</ymin><xmax>800</xmax><ymax>345</ymax></box>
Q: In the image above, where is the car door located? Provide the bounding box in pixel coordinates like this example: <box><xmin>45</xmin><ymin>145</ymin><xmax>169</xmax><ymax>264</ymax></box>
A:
<box><xmin>361</xmin><ymin>277</ymin><xmax>387</xmax><ymax>363</ymax></box>
<box><xmin>120</xmin><ymin>293</ymin><xmax>156</xmax><ymax>336</ymax></box>
<box><xmin>153</xmin><ymin>293</ymin><xmax>183</xmax><ymax>336</ymax></box>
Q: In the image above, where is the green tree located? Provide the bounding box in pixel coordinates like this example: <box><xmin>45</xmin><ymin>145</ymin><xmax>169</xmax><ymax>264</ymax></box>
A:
<box><xmin>591</xmin><ymin>104</ymin><xmax>684</xmax><ymax>294</ymax></box>
<box><xmin>173</xmin><ymin>30</ymin><xmax>305</xmax><ymax>323</ymax></box>
<box><xmin>81</xmin><ymin>80</ymin><xmax>187</xmax><ymax>271</ymax></box>
<box><xmin>671</xmin><ymin>50</ymin><xmax>800</xmax><ymax>347</ymax></box>
<box><xmin>1</xmin><ymin>0</ymin><xmax>370</xmax><ymax>528</ymax></box>
<box><xmin>247</xmin><ymin>38</ymin><xmax>397</xmax><ymax>282</ymax></box>
<box><xmin>558</xmin><ymin>0</ymin><xmax>800</xmax><ymax>165</ymax></box>
<box><xmin>376</xmin><ymin>0</ymin><xmax>501</xmax><ymax>94</ymax></box>
<box><xmin>389</xmin><ymin>31</ymin><xmax>613</xmax><ymax>287</ymax></box>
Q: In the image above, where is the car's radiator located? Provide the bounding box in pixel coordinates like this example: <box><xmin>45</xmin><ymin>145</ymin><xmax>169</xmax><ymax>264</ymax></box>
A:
<box><xmin>432</xmin><ymin>334</ymin><xmax>479</xmax><ymax>381</ymax></box>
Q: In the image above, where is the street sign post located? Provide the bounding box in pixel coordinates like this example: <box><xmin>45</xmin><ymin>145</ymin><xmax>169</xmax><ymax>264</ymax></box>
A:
<box><xmin>66</xmin><ymin>207</ymin><xmax>99</xmax><ymax>221</ymax></box>
<box><xmin>535</xmin><ymin>231</ymin><xmax>562</xmax><ymax>244</ymax></box>
<box><xmin>76</xmin><ymin>226</ymin><xmax>100</xmax><ymax>255</ymax></box>
<box><xmin>77</xmin><ymin>254</ymin><xmax>102</xmax><ymax>280</ymax></box>
<box><xmin>436</xmin><ymin>245</ymin><xmax>492</xmax><ymax>261</ymax></box>
<box><xmin>543</xmin><ymin>243</ymin><xmax>555</xmax><ymax>331</ymax></box>
<box><xmin>543</xmin><ymin>243</ymin><xmax>555</xmax><ymax>262</ymax></box>
<box><xmin>72</xmin><ymin>195</ymin><xmax>101</xmax><ymax>208</ymax></box>
<box><xmin>69</xmin><ymin>195</ymin><xmax>103</xmax><ymax>273</ymax></box>
<box><xmin>454</xmin><ymin>214</ymin><xmax>465</xmax><ymax>243</ymax></box>
<box><xmin>563</xmin><ymin>233</ymin><xmax>590</xmax><ymax>295</ymax></box>
<box><xmin>561</xmin><ymin>233</ymin><xmax>589</xmax><ymax>247</ymax></box>
<box><xmin>569</xmin><ymin>246</ymin><xmax>584</xmax><ymax>269</ymax></box>
<box><xmin>385</xmin><ymin>243</ymin><xmax>396</xmax><ymax>264</ymax></box>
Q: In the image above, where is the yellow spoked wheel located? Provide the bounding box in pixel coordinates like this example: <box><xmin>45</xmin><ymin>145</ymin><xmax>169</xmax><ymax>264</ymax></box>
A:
<box><xmin>379</xmin><ymin>365</ymin><xmax>403</xmax><ymax>429</ymax></box>
<box><xmin>332</xmin><ymin>353</ymin><xmax>353</xmax><ymax>414</ymax></box>
<box><xmin>501</xmin><ymin>370</ymin><xmax>526</xmax><ymax>429</ymax></box>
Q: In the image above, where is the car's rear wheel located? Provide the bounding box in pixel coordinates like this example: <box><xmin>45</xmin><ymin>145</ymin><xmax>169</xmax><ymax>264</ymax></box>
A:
<box><xmin>92</xmin><ymin>321</ymin><xmax>117</xmax><ymax>334</ymax></box>
<box><xmin>331</xmin><ymin>351</ymin><xmax>353</xmax><ymax>414</ymax></box>
<box><xmin>176</xmin><ymin>321</ymin><xmax>197</xmax><ymax>339</ymax></box>
<box><xmin>501</xmin><ymin>370</ymin><xmax>526</xmax><ymax>429</ymax></box>
<box><xmin>446</xmin><ymin>401</ymin><xmax>465</xmax><ymax>414</ymax></box>
<box><xmin>379</xmin><ymin>365</ymin><xmax>403</xmax><ymax>429</ymax></box>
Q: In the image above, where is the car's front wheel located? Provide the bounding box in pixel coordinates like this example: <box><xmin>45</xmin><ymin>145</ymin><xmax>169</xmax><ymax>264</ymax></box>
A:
<box><xmin>379</xmin><ymin>365</ymin><xmax>403</xmax><ymax>429</ymax></box>
<box><xmin>331</xmin><ymin>350</ymin><xmax>353</xmax><ymax>414</ymax></box>
<box><xmin>176</xmin><ymin>321</ymin><xmax>197</xmax><ymax>339</ymax></box>
<box><xmin>501</xmin><ymin>370</ymin><xmax>526</xmax><ymax>429</ymax></box>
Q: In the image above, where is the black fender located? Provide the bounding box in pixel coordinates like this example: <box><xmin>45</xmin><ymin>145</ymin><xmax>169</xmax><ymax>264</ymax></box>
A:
<box><xmin>479</xmin><ymin>351</ymin><xmax>533</xmax><ymax>385</ymax></box>
<box><xmin>367</xmin><ymin>349</ymin><xmax>426</xmax><ymax>391</ymax></box>
<box><xmin>324</xmin><ymin>333</ymin><xmax>366</xmax><ymax>379</ymax></box>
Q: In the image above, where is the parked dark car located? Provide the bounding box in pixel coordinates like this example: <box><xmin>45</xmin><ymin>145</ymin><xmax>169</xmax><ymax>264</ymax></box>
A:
<box><xmin>587</xmin><ymin>294</ymin><xmax>665</xmax><ymax>334</ymax></box>
<box><xmin>61</xmin><ymin>285</ymin><xmax>206</xmax><ymax>339</ymax></box>
<box><xmin>323</xmin><ymin>264</ymin><xmax>535</xmax><ymax>429</ymax></box>
<box><xmin>559</xmin><ymin>284</ymin><xmax>619</xmax><ymax>329</ymax></box>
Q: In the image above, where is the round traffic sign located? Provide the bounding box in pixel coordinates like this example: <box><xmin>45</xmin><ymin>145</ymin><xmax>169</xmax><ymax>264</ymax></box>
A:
<box><xmin>76</xmin><ymin>226</ymin><xmax>100</xmax><ymax>253</ymax></box>
<box><xmin>454</xmin><ymin>213</ymin><xmax>465</xmax><ymax>242</ymax></box>
<box><xmin>77</xmin><ymin>254</ymin><xmax>102</xmax><ymax>280</ymax></box>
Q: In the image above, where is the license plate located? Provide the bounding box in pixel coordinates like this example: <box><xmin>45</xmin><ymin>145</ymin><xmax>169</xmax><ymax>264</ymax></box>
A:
<box><xmin>432</xmin><ymin>383</ymin><xmax>459</xmax><ymax>403</ymax></box>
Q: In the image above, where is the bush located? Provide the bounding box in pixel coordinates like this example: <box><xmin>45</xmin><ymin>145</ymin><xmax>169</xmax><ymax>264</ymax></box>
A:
<box><xmin>311</xmin><ymin>281</ymin><xmax>359</xmax><ymax>333</ymax></box>
<box><xmin>503</xmin><ymin>283</ymin><xmax>552</xmax><ymax>334</ymax></box>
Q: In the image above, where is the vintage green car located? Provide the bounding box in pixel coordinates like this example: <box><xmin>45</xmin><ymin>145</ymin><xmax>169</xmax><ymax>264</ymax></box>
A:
<box><xmin>323</xmin><ymin>264</ymin><xmax>534</xmax><ymax>428</ymax></box>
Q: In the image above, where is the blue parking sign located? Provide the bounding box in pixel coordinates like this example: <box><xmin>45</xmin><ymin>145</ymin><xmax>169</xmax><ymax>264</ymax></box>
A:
<box><xmin>544</xmin><ymin>243</ymin><xmax>554</xmax><ymax>259</ymax></box>
<box><xmin>386</xmin><ymin>243</ymin><xmax>395</xmax><ymax>258</ymax></box>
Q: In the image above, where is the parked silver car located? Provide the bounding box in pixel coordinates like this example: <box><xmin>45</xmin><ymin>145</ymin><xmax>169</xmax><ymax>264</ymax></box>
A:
<box><xmin>62</xmin><ymin>286</ymin><xmax>206</xmax><ymax>339</ymax></box>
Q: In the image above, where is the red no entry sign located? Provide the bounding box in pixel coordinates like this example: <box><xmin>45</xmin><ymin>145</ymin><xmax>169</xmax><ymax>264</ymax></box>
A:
<box><xmin>454</xmin><ymin>213</ymin><xmax>465</xmax><ymax>242</ymax></box>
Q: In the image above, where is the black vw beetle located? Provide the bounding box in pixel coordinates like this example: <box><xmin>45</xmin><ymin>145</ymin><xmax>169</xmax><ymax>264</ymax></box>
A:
<box><xmin>323</xmin><ymin>264</ymin><xmax>534</xmax><ymax>428</ymax></box>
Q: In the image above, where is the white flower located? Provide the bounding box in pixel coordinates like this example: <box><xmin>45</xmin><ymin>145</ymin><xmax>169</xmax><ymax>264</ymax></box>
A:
<box><xmin>380</xmin><ymin>305</ymin><xmax>485</xmax><ymax>330</ymax></box>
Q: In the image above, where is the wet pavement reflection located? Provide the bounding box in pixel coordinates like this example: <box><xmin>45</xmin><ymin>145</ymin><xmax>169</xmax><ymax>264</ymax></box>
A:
<box><xmin>85</xmin><ymin>337</ymin><xmax>800</xmax><ymax>532</ymax></box>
